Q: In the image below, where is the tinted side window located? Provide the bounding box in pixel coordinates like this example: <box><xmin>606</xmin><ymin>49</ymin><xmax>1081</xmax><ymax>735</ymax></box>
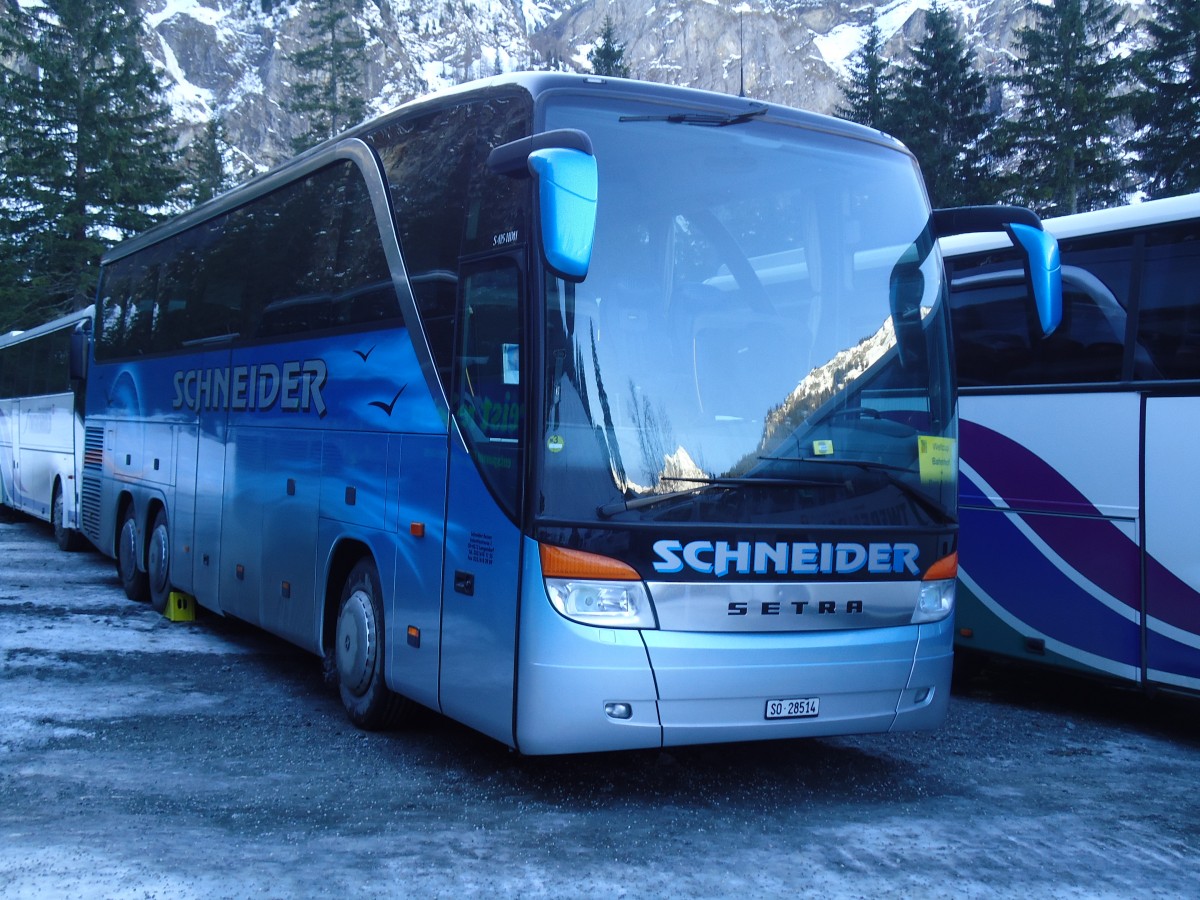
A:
<box><xmin>368</xmin><ymin>90</ymin><xmax>533</xmax><ymax>391</ymax></box>
<box><xmin>1135</xmin><ymin>222</ymin><xmax>1200</xmax><ymax>380</ymax></box>
<box><xmin>96</xmin><ymin>160</ymin><xmax>398</xmax><ymax>360</ymax></box>
<box><xmin>0</xmin><ymin>326</ymin><xmax>72</xmax><ymax>398</ymax></box>
<box><xmin>452</xmin><ymin>260</ymin><xmax>524</xmax><ymax>513</ymax></box>
<box><xmin>948</xmin><ymin>233</ymin><xmax>1134</xmax><ymax>387</ymax></box>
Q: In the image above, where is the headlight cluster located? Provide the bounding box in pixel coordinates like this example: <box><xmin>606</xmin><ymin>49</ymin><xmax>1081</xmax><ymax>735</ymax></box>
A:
<box><xmin>539</xmin><ymin>544</ymin><xmax>657</xmax><ymax>629</ymax></box>
<box><xmin>544</xmin><ymin>578</ymin><xmax>657</xmax><ymax>629</ymax></box>
<box><xmin>912</xmin><ymin>578</ymin><xmax>955</xmax><ymax>624</ymax></box>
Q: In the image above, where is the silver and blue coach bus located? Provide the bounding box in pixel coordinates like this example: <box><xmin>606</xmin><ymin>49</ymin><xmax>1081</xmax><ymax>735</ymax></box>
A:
<box><xmin>0</xmin><ymin>307</ymin><xmax>92</xmax><ymax>551</ymax></box>
<box><xmin>77</xmin><ymin>74</ymin><xmax>1060</xmax><ymax>753</ymax></box>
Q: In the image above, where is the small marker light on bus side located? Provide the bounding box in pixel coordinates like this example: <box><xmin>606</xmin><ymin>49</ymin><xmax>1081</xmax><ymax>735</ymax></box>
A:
<box><xmin>407</xmin><ymin>626</ymin><xmax>420</xmax><ymax>648</ymax></box>
<box><xmin>604</xmin><ymin>702</ymin><xmax>633</xmax><ymax>720</ymax></box>
<box><xmin>410</xmin><ymin>522</ymin><xmax>425</xmax><ymax>538</ymax></box>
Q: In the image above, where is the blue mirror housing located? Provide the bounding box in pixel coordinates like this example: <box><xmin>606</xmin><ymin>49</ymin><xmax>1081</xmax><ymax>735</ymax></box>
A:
<box><xmin>1006</xmin><ymin>222</ymin><xmax>1062</xmax><ymax>336</ymax></box>
<box><xmin>528</xmin><ymin>148</ymin><xmax>597</xmax><ymax>282</ymax></box>
<box><xmin>933</xmin><ymin>205</ymin><xmax>1063</xmax><ymax>337</ymax></box>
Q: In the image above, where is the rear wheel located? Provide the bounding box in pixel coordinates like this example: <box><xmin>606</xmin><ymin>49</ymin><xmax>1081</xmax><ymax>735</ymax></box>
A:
<box><xmin>116</xmin><ymin>505</ymin><xmax>148</xmax><ymax>602</ymax></box>
<box><xmin>52</xmin><ymin>483</ymin><xmax>84</xmax><ymax>552</ymax></box>
<box><xmin>147</xmin><ymin>508</ymin><xmax>171</xmax><ymax>614</ymax></box>
<box><xmin>333</xmin><ymin>557</ymin><xmax>410</xmax><ymax>730</ymax></box>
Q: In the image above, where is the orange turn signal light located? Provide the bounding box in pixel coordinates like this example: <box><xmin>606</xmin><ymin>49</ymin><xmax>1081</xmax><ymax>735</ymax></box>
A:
<box><xmin>539</xmin><ymin>544</ymin><xmax>640</xmax><ymax>580</ymax></box>
<box><xmin>923</xmin><ymin>551</ymin><xmax>958</xmax><ymax>581</ymax></box>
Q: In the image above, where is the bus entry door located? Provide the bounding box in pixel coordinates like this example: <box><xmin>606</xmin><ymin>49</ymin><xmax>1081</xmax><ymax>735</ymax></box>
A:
<box><xmin>437</xmin><ymin>260</ymin><xmax>526</xmax><ymax>748</ymax></box>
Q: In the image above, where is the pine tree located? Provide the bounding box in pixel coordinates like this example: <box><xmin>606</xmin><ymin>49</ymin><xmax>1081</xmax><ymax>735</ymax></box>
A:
<box><xmin>996</xmin><ymin>0</ymin><xmax>1131</xmax><ymax>216</ymax></box>
<box><xmin>185</xmin><ymin>119</ymin><xmax>230</xmax><ymax>205</ymax></box>
<box><xmin>887</xmin><ymin>5</ymin><xmax>996</xmax><ymax>208</ymax></box>
<box><xmin>0</xmin><ymin>0</ymin><xmax>182</xmax><ymax>331</ymax></box>
<box><xmin>835</xmin><ymin>10</ymin><xmax>893</xmax><ymax>130</ymax></box>
<box><xmin>285</xmin><ymin>0</ymin><xmax>368</xmax><ymax>154</ymax></box>
<box><xmin>1130</xmin><ymin>0</ymin><xmax>1200</xmax><ymax>198</ymax></box>
<box><xmin>588</xmin><ymin>15</ymin><xmax>631</xmax><ymax>79</ymax></box>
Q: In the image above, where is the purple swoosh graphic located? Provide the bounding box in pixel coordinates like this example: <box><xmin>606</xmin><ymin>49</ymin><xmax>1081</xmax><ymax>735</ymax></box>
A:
<box><xmin>960</xmin><ymin>418</ymin><xmax>1200</xmax><ymax>641</ymax></box>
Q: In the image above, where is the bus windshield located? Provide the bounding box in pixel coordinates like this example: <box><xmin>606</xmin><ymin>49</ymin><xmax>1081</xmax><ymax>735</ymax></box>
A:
<box><xmin>537</xmin><ymin>95</ymin><xmax>955</xmax><ymax>528</ymax></box>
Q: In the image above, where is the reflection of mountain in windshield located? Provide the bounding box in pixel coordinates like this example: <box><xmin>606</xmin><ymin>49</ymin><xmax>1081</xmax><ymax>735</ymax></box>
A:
<box><xmin>761</xmin><ymin>315</ymin><xmax>897</xmax><ymax>452</ymax></box>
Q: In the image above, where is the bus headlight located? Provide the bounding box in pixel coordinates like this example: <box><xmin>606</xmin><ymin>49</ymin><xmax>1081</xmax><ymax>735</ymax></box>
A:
<box><xmin>545</xmin><ymin>578</ymin><xmax>657</xmax><ymax>629</ymax></box>
<box><xmin>912</xmin><ymin>578</ymin><xmax>955</xmax><ymax>624</ymax></box>
<box><xmin>539</xmin><ymin>544</ymin><xmax>658</xmax><ymax>629</ymax></box>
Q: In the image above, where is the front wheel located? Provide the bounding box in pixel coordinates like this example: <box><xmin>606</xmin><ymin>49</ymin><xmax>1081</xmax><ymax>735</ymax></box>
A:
<box><xmin>147</xmin><ymin>508</ymin><xmax>171</xmax><ymax>614</ymax></box>
<box><xmin>332</xmin><ymin>558</ymin><xmax>410</xmax><ymax>730</ymax></box>
<box><xmin>116</xmin><ymin>505</ymin><xmax>148</xmax><ymax>602</ymax></box>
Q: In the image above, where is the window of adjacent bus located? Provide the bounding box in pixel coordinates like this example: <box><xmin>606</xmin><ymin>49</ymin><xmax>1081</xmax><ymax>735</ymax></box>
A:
<box><xmin>947</xmin><ymin>233</ymin><xmax>1136</xmax><ymax>386</ymax></box>
<box><xmin>0</xmin><ymin>329</ymin><xmax>71</xmax><ymax>399</ymax></box>
<box><xmin>1134</xmin><ymin>222</ymin><xmax>1200</xmax><ymax>380</ymax></box>
<box><xmin>537</xmin><ymin>95</ymin><xmax>954</xmax><ymax>527</ymax></box>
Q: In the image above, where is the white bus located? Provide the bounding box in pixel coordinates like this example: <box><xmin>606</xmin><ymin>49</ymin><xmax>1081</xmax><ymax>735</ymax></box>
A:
<box><xmin>0</xmin><ymin>307</ymin><xmax>92</xmax><ymax>550</ymax></box>
<box><xmin>942</xmin><ymin>193</ymin><xmax>1200</xmax><ymax>693</ymax></box>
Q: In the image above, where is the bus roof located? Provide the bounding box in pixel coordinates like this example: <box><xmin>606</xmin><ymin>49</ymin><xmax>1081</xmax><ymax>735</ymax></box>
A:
<box><xmin>101</xmin><ymin>72</ymin><xmax>909</xmax><ymax>267</ymax></box>
<box><xmin>0</xmin><ymin>306</ymin><xmax>92</xmax><ymax>352</ymax></box>
<box><xmin>939</xmin><ymin>193</ymin><xmax>1200</xmax><ymax>259</ymax></box>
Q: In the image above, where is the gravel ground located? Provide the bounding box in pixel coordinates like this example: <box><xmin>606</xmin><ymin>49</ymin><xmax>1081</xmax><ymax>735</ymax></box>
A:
<box><xmin>1</xmin><ymin>509</ymin><xmax>1198</xmax><ymax>899</ymax></box>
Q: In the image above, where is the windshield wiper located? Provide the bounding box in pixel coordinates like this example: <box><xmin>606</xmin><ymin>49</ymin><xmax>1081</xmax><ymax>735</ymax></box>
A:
<box><xmin>760</xmin><ymin>456</ymin><xmax>957</xmax><ymax>524</ymax></box>
<box><xmin>619</xmin><ymin>103</ymin><xmax>769</xmax><ymax>127</ymax></box>
<box><xmin>597</xmin><ymin>487</ymin><xmax>705</xmax><ymax>519</ymax></box>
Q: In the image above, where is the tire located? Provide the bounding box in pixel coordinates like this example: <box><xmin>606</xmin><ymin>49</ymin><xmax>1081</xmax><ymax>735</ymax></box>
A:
<box><xmin>116</xmin><ymin>505</ymin><xmax>148</xmax><ymax>602</ymax></box>
<box><xmin>147</xmin><ymin>508</ymin><xmax>171</xmax><ymax>614</ymax></box>
<box><xmin>52</xmin><ymin>483</ymin><xmax>84</xmax><ymax>552</ymax></box>
<box><xmin>332</xmin><ymin>557</ymin><xmax>410</xmax><ymax>730</ymax></box>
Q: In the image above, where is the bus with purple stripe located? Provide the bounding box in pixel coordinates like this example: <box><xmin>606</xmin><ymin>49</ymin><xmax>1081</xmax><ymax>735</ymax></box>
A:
<box><xmin>942</xmin><ymin>193</ymin><xmax>1200</xmax><ymax>692</ymax></box>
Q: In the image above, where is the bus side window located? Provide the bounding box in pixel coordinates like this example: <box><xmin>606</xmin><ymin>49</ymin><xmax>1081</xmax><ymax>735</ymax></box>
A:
<box><xmin>1135</xmin><ymin>223</ymin><xmax>1200</xmax><ymax>380</ymax></box>
<box><xmin>949</xmin><ymin>254</ymin><xmax>1129</xmax><ymax>387</ymax></box>
<box><xmin>452</xmin><ymin>260</ymin><xmax>523</xmax><ymax>515</ymax></box>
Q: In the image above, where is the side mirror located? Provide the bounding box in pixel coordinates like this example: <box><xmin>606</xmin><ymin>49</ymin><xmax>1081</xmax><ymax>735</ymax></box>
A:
<box><xmin>933</xmin><ymin>205</ymin><xmax>1062</xmax><ymax>336</ymax></box>
<box><xmin>1005</xmin><ymin>222</ymin><xmax>1062</xmax><ymax>336</ymax></box>
<box><xmin>528</xmin><ymin>148</ymin><xmax>597</xmax><ymax>282</ymax></box>
<box><xmin>488</xmin><ymin>129</ymin><xmax>598</xmax><ymax>283</ymax></box>
<box><xmin>69</xmin><ymin>318</ymin><xmax>90</xmax><ymax>382</ymax></box>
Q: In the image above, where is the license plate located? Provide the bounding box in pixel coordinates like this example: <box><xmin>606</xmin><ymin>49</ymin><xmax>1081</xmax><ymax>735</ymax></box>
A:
<box><xmin>765</xmin><ymin>697</ymin><xmax>820</xmax><ymax>720</ymax></box>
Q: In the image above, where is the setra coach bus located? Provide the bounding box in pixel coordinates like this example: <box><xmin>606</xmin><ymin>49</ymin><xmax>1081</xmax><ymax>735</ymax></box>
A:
<box><xmin>74</xmin><ymin>73</ymin><xmax>1060</xmax><ymax>753</ymax></box>
<box><xmin>942</xmin><ymin>193</ymin><xmax>1200</xmax><ymax>694</ymax></box>
<box><xmin>0</xmin><ymin>307</ymin><xmax>92</xmax><ymax>551</ymax></box>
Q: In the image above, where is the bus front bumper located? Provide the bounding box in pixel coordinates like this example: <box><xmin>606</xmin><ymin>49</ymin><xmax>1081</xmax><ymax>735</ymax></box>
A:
<box><xmin>515</xmin><ymin>611</ymin><xmax>954</xmax><ymax>755</ymax></box>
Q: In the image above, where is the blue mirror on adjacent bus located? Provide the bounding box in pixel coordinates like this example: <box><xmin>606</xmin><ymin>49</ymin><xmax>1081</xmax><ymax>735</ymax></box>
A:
<box><xmin>1005</xmin><ymin>222</ymin><xmax>1062</xmax><ymax>336</ymax></box>
<box><xmin>528</xmin><ymin>147</ymin><xmax>597</xmax><ymax>282</ymax></box>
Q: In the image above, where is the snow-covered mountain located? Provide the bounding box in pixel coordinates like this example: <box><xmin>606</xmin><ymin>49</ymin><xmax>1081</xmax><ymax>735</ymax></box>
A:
<box><xmin>133</xmin><ymin>0</ymin><xmax>1143</xmax><ymax>179</ymax></box>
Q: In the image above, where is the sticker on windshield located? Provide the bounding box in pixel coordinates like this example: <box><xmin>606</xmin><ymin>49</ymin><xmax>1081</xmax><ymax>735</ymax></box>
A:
<box><xmin>918</xmin><ymin>436</ymin><xmax>957</xmax><ymax>483</ymax></box>
<box><xmin>812</xmin><ymin>440</ymin><xmax>834</xmax><ymax>456</ymax></box>
<box><xmin>547</xmin><ymin>434</ymin><xmax>565</xmax><ymax>453</ymax></box>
